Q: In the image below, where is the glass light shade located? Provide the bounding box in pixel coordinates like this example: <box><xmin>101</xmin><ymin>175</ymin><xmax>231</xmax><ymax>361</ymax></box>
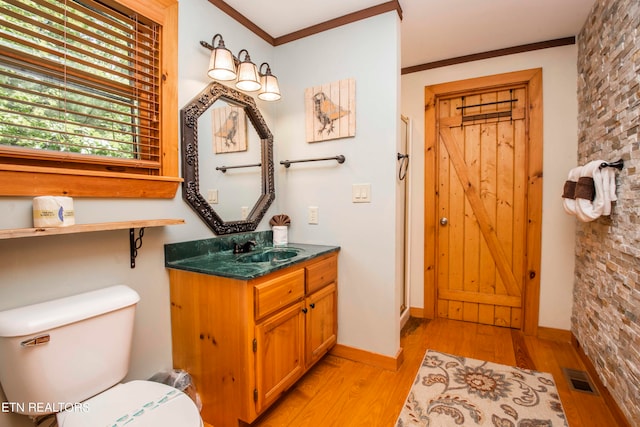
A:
<box><xmin>235</xmin><ymin>61</ymin><xmax>261</xmax><ymax>92</ymax></box>
<box><xmin>207</xmin><ymin>47</ymin><xmax>236</xmax><ymax>81</ymax></box>
<box><xmin>258</xmin><ymin>73</ymin><xmax>281</xmax><ymax>101</ymax></box>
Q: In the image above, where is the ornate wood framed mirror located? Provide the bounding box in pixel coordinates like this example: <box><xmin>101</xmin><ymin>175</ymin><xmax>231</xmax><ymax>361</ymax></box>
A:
<box><xmin>181</xmin><ymin>82</ymin><xmax>275</xmax><ymax>234</ymax></box>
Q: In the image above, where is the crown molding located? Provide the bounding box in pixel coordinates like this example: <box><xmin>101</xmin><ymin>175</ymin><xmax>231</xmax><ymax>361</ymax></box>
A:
<box><xmin>402</xmin><ymin>37</ymin><xmax>576</xmax><ymax>75</ymax></box>
<box><xmin>207</xmin><ymin>0</ymin><xmax>402</xmax><ymax>46</ymax></box>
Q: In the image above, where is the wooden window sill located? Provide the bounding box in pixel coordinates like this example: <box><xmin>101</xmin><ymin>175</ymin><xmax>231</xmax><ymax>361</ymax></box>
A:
<box><xmin>0</xmin><ymin>164</ymin><xmax>182</xmax><ymax>199</ymax></box>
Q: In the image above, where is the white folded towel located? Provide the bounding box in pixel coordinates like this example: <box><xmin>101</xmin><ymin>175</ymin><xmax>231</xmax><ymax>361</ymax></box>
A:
<box><xmin>600</xmin><ymin>167</ymin><xmax>617</xmax><ymax>216</ymax></box>
<box><xmin>562</xmin><ymin>166</ymin><xmax>582</xmax><ymax>216</ymax></box>
<box><xmin>575</xmin><ymin>160</ymin><xmax>608</xmax><ymax>222</ymax></box>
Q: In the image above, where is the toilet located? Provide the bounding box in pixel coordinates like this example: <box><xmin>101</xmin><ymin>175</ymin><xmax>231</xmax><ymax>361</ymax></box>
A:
<box><xmin>0</xmin><ymin>285</ymin><xmax>203</xmax><ymax>426</ymax></box>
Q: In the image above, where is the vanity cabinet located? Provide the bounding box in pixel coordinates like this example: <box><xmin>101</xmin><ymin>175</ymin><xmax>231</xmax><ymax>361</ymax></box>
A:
<box><xmin>168</xmin><ymin>251</ymin><xmax>338</xmax><ymax>427</ymax></box>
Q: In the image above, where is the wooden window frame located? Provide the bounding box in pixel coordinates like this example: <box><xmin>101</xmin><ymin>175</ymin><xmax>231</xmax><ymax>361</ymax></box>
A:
<box><xmin>0</xmin><ymin>0</ymin><xmax>180</xmax><ymax>198</ymax></box>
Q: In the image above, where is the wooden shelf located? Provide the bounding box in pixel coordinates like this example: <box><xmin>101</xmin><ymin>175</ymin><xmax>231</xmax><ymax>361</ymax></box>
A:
<box><xmin>0</xmin><ymin>218</ymin><xmax>185</xmax><ymax>268</ymax></box>
<box><xmin>0</xmin><ymin>219</ymin><xmax>185</xmax><ymax>240</ymax></box>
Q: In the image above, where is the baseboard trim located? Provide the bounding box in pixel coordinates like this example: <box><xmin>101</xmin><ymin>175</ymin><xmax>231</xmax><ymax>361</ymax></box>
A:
<box><xmin>571</xmin><ymin>333</ymin><xmax>632</xmax><ymax>427</ymax></box>
<box><xmin>330</xmin><ymin>344</ymin><xmax>404</xmax><ymax>371</ymax></box>
<box><xmin>537</xmin><ymin>326</ymin><xmax>572</xmax><ymax>343</ymax></box>
<box><xmin>409</xmin><ymin>306</ymin><xmax>425</xmax><ymax>318</ymax></box>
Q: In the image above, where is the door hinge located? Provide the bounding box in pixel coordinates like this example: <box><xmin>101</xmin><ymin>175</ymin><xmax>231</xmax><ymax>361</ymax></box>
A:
<box><xmin>253</xmin><ymin>388</ymin><xmax>258</xmax><ymax>402</ymax></box>
<box><xmin>253</xmin><ymin>338</ymin><xmax>257</xmax><ymax>352</ymax></box>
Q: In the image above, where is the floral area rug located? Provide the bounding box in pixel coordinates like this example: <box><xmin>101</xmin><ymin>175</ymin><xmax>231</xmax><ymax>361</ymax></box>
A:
<box><xmin>396</xmin><ymin>350</ymin><xmax>568</xmax><ymax>427</ymax></box>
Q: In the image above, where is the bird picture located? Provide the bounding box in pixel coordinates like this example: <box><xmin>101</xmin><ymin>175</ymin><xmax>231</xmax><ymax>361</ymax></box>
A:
<box><xmin>212</xmin><ymin>106</ymin><xmax>247</xmax><ymax>153</ymax></box>
<box><xmin>312</xmin><ymin>91</ymin><xmax>350</xmax><ymax>135</ymax></box>
<box><xmin>305</xmin><ymin>78</ymin><xmax>355</xmax><ymax>143</ymax></box>
<box><xmin>215</xmin><ymin>110</ymin><xmax>239</xmax><ymax>147</ymax></box>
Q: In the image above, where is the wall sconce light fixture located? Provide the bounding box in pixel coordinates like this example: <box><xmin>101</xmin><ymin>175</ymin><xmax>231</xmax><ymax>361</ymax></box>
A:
<box><xmin>200</xmin><ymin>34</ymin><xmax>281</xmax><ymax>101</ymax></box>
<box><xmin>203</xmin><ymin>34</ymin><xmax>235</xmax><ymax>81</ymax></box>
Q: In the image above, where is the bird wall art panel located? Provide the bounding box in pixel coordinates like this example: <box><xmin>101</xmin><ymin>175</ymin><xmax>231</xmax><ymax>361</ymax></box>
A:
<box><xmin>305</xmin><ymin>78</ymin><xmax>355</xmax><ymax>143</ymax></box>
<box><xmin>211</xmin><ymin>105</ymin><xmax>248</xmax><ymax>154</ymax></box>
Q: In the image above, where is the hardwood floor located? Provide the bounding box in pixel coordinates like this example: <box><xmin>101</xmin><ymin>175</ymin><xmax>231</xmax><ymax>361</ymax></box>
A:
<box><xmin>245</xmin><ymin>318</ymin><xmax>625</xmax><ymax>427</ymax></box>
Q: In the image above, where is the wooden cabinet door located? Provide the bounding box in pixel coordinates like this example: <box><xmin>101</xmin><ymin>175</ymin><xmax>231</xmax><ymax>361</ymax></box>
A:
<box><xmin>305</xmin><ymin>282</ymin><xmax>337</xmax><ymax>367</ymax></box>
<box><xmin>254</xmin><ymin>301</ymin><xmax>305</xmax><ymax>414</ymax></box>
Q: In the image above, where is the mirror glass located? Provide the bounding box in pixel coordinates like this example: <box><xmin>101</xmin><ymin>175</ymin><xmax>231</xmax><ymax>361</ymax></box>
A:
<box><xmin>181</xmin><ymin>82</ymin><xmax>275</xmax><ymax>234</ymax></box>
<box><xmin>197</xmin><ymin>98</ymin><xmax>261</xmax><ymax>221</ymax></box>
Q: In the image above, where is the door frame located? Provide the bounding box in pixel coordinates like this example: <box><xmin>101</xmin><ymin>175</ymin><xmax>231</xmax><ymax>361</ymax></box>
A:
<box><xmin>423</xmin><ymin>68</ymin><xmax>543</xmax><ymax>335</ymax></box>
<box><xmin>399</xmin><ymin>114</ymin><xmax>412</xmax><ymax>329</ymax></box>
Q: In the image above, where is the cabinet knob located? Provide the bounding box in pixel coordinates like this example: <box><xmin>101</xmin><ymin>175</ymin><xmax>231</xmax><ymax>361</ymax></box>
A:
<box><xmin>309</xmin><ymin>303</ymin><xmax>316</xmax><ymax>309</ymax></box>
<box><xmin>302</xmin><ymin>308</ymin><xmax>308</xmax><ymax>314</ymax></box>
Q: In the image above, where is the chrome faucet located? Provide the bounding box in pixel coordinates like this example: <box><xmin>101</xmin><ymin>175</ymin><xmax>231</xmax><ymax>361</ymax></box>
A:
<box><xmin>233</xmin><ymin>240</ymin><xmax>257</xmax><ymax>254</ymax></box>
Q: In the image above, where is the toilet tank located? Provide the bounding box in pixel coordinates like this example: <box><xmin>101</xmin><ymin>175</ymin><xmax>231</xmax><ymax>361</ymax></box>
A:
<box><xmin>0</xmin><ymin>285</ymin><xmax>140</xmax><ymax>416</ymax></box>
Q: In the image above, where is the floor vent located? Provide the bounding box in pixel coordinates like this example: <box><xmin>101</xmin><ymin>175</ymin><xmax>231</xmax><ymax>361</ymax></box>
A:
<box><xmin>562</xmin><ymin>367</ymin><xmax>599</xmax><ymax>395</ymax></box>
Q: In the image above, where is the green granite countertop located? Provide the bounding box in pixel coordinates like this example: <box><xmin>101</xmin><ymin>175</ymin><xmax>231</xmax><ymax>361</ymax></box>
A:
<box><xmin>164</xmin><ymin>231</ymin><xmax>339</xmax><ymax>280</ymax></box>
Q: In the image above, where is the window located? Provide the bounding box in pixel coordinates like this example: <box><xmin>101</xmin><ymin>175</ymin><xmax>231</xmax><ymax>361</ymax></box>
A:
<box><xmin>0</xmin><ymin>0</ymin><xmax>179</xmax><ymax>198</ymax></box>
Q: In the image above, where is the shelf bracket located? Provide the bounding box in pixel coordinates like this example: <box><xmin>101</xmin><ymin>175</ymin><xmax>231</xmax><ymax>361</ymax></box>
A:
<box><xmin>129</xmin><ymin>227</ymin><xmax>146</xmax><ymax>268</ymax></box>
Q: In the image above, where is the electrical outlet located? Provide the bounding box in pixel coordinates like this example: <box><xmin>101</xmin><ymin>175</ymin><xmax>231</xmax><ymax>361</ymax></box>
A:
<box><xmin>241</xmin><ymin>206</ymin><xmax>249</xmax><ymax>220</ymax></box>
<box><xmin>207</xmin><ymin>189</ymin><xmax>218</xmax><ymax>204</ymax></box>
<box><xmin>308</xmin><ymin>206</ymin><xmax>319</xmax><ymax>224</ymax></box>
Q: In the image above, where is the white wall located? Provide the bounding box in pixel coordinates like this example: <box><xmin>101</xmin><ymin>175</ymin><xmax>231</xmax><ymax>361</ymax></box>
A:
<box><xmin>179</xmin><ymin>1</ymin><xmax>280</xmax><ymax>225</ymax></box>
<box><xmin>401</xmin><ymin>45</ymin><xmax>579</xmax><ymax>330</ymax></box>
<box><xmin>273</xmin><ymin>12</ymin><xmax>402</xmax><ymax>356</ymax></box>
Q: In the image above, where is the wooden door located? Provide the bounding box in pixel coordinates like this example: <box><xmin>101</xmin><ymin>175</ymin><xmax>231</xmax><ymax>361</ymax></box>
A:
<box><xmin>424</xmin><ymin>69</ymin><xmax>543</xmax><ymax>334</ymax></box>
<box><xmin>254</xmin><ymin>301</ymin><xmax>305</xmax><ymax>413</ymax></box>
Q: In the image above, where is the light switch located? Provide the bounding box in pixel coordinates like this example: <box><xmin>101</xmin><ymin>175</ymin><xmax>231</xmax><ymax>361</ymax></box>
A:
<box><xmin>207</xmin><ymin>189</ymin><xmax>218</xmax><ymax>204</ymax></box>
<box><xmin>241</xmin><ymin>206</ymin><xmax>249</xmax><ymax>220</ymax></box>
<box><xmin>308</xmin><ymin>206</ymin><xmax>319</xmax><ymax>224</ymax></box>
<box><xmin>352</xmin><ymin>184</ymin><xmax>371</xmax><ymax>203</ymax></box>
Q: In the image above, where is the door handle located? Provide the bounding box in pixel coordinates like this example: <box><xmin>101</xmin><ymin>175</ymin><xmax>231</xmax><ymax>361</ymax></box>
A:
<box><xmin>440</xmin><ymin>217</ymin><xmax>448</xmax><ymax>226</ymax></box>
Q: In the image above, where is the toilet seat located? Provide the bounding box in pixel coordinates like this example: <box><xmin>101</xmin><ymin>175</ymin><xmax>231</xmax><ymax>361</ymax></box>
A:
<box><xmin>56</xmin><ymin>380</ymin><xmax>203</xmax><ymax>427</ymax></box>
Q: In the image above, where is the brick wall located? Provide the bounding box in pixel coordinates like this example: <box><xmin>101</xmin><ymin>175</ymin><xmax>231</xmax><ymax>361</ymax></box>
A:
<box><xmin>574</xmin><ymin>0</ymin><xmax>640</xmax><ymax>423</ymax></box>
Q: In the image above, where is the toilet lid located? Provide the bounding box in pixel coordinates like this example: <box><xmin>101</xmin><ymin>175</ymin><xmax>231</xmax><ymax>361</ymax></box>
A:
<box><xmin>56</xmin><ymin>380</ymin><xmax>203</xmax><ymax>427</ymax></box>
